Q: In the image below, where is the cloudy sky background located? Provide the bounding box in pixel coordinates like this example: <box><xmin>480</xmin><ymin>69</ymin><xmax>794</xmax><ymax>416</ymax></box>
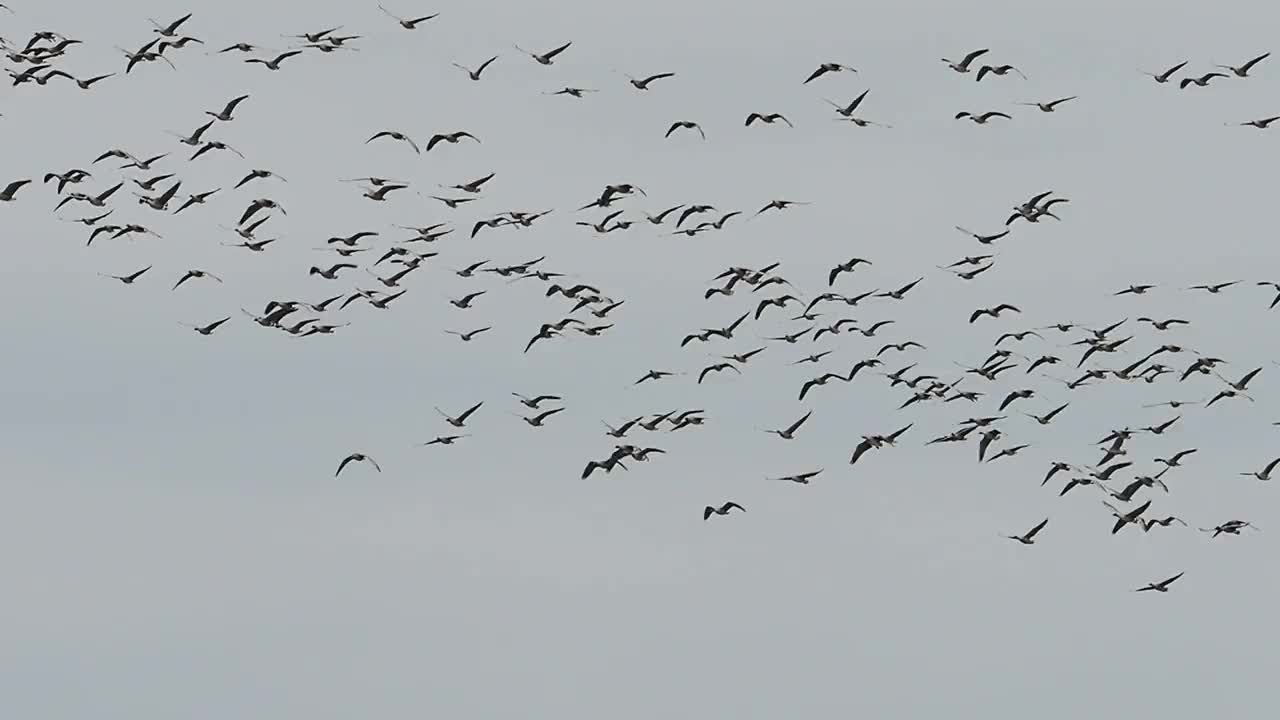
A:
<box><xmin>3</xmin><ymin>0</ymin><xmax>1279</xmax><ymax>717</ymax></box>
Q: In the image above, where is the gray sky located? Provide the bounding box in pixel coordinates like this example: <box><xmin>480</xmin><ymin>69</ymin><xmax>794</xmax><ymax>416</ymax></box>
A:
<box><xmin>3</xmin><ymin>1</ymin><xmax>1279</xmax><ymax>718</ymax></box>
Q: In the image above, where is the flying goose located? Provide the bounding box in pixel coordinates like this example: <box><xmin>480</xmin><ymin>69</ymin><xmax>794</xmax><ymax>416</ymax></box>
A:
<box><xmin>1005</xmin><ymin>518</ymin><xmax>1048</xmax><ymax>545</ymax></box>
<box><xmin>955</xmin><ymin>110</ymin><xmax>1012</xmax><ymax>124</ymax></box>
<box><xmin>181</xmin><ymin>317</ymin><xmax>231</xmax><ymax>336</ymax></box>
<box><xmin>100</xmin><ymin>265</ymin><xmax>152</xmax><ymax>284</ymax></box>
<box><xmin>379</xmin><ymin>4</ymin><xmax>438</xmax><ymax>29</ymax></box>
<box><xmin>206</xmin><ymin>94</ymin><xmax>250</xmax><ymax>121</ymax></box>
<box><xmin>626</xmin><ymin>71</ymin><xmax>675</xmax><ymax>90</ymax></box>
<box><xmin>703</xmin><ymin>502</ymin><xmax>745</xmax><ymax>520</ymax></box>
<box><xmin>942</xmin><ymin>48</ymin><xmax>989</xmax><ymax>73</ymax></box>
<box><xmin>975</xmin><ymin>64</ymin><xmax>1027</xmax><ymax>81</ymax></box>
<box><xmin>1019</xmin><ymin>96</ymin><xmax>1076</xmax><ymax>112</ymax></box>
<box><xmin>1136</xmin><ymin>572</ymin><xmax>1184</xmax><ymax>593</ymax></box>
<box><xmin>1217</xmin><ymin>52</ymin><xmax>1270</xmax><ymax>77</ymax></box>
<box><xmin>745</xmin><ymin>112</ymin><xmax>793</xmax><ymax>127</ymax></box>
<box><xmin>1142</xmin><ymin>60</ymin><xmax>1187</xmax><ymax>83</ymax></box>
<box><xmin>1179</xmin><ymin>71</ymin><xmax>1228</xmax><ymax>88</ymax></box>
<box><xmin>765</xmin><ymin>410</ymin><xmax>813</xmax><ymax>440</ymax></box>
<box><xmin>665</xmin><ymin>120</ymin><xmax>706</xmax><ymax>140</ymax></box>
<box><xmin>514</xmin><ymin>41</ymin><xmax>572</xmax><ymax>65</ymax></box>
<box><xmin>453</xmin><ymin>55</ymin><xmax>498</xmax><ymax>80</ymax></box>
<box><xmin>335</xmin><ymin>453</ymin><xmax>380</xmax><ymax>477</ymax></box>
<box><xmin>245</xmin><ymin>50</ymin><xmax>302</xmax><ymax>70</ymax></box>
<box><xmin>804</xmin><ymin>62</ymin><xmax>856</xmax><ymax>83</ymax></box>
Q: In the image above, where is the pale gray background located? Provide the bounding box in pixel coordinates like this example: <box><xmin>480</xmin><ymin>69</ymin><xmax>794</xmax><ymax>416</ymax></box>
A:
<box><xmin>2</xmin><ymin>0</ymin><xmax>1277</xmax><ymax>717</ymax></box>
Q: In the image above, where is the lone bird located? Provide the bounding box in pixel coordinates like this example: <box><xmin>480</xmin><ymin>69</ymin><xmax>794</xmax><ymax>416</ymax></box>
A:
<box><xmin>703</xmin><ymin>502</ymin><xmax>745</xmax><ymax>521</ymax></box>
<box><xmin>1005</xmin><ymin>518</ymin><xmax>1048</xmax><ymax>545</ymax></box>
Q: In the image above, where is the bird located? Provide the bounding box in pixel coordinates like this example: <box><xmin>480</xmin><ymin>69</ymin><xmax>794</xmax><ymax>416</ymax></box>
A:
<box><xmin>955</xmin><ymin>226</ymin><xmax>1010</xmax><ymax>244</ymax></box>
<box><xmin>367</xmin><ymin>130</ymin><xmax>420</xmax><ymax>154</ymax></box>
<box><xmin>172</xmin><ymin>269</ymin><xmax>223</xmax><ymax>291</ymax></box>
<box><xmin>626</xmin><ymin>71</ymin><xmax>676</xmax><ymax>90</ymax></box>
<box><xmin>703</xmin><ymin>502</ymin><xmax>745</xmax><ymax>521</ymax></box>
<box><xmin>100</xmin><ymin>266</ymin><xmax>152</xmax><ymax>284</ymax></box>
<box><xmin>1179</xmin><ymin>72</ymin><xmax>1228</xmax><ymax>89</ymax></box>
<box><xmin>445</xmin><ymin>327</ymin><xmax>492</xmax><ymax>342</ymax></box>
<box><xmin>1019</xmin><ymin>96</ymin><xmax>1076</xmax><ymax>112</ymax></box>
<box><xmin>335</xmin><ymin>453</ymin><xmax>381</xmax><ymax>477</ymax></box>
<box><xmin>425</xmin><ymin>131</ymin><xmax>480</xmax><ymax>152</ymax></box>
<box><xmin>665</xmin><ymin>121</ymin><xmax>705</xmax><ymax>140</ymax></box>
<box><xmin>452</xmin><ymin>54</ymin><xmax>499</xmax><ymax>80</ymax></box>
<box><xmin>1142</xmin><ymin>60</ymin><xmax>1188</xmax><ymax>83</ymax></box>
<box><xmin>436</xmin><ymin>402</ymin><xmax>483</xmax><ymax>427</ymax></box>
<box><xmin>1136</xmin><ymin>572</ymin><xmax>1184</xmax><ymax>593</ymax></box>
<box><xmin>1217</xmin><ymin>52</ymin><xmax>1270</xmax><ymax>77</ymax></box>
<box><xmin>181</xmin><ymin>317</ymin><xmax>231</xmax><ymax>336</ymax></box>
<box><xmin>0</xmin><ymin>179</ymin><xmax>32</xmax><ymax>201</ymax></box>
<box><xmin>205</xmin><ymin>94</ymin><xmax>250</xmax><ymax>121</ymax></box>
<box><xmin>975</xmin><ymin>64</ymin><xmax>1027</xmax><ymax>81</ymax></box>
<box><xmin>1006</xmin><ymin>518</ymin><xmax>1048</xmax><ymax>545</ymax></box>
<box><xmin>955</xmin><ymin>111</ymin><xmax>1012</xmax><ymax>124</ymax></box>
<box><xmin>245</xmin><ymin>50</ymin><xmax>302</xmax><ymax>70</ymax></box>
<box><xmin>804</xmin><ymin>63</ymin><xmax>855</xmax><ymax>83</ymax></box>
<box><xmin>379</xmin><ymin>5</ymin><xmax>438</xmax><ymax>29</ymax></box>
<box><xmin>765</xmin><ymin>410</ymin><xmax>813</xmax><ymax>440</ymax></box>
<box><xmin>514</xmin><ymin>41</ymin><xmax>572</xmax><ymax>65</ymax></box>
<box><xmin>769</xmin><ymin>470</ymin><xmax>823</xmax><ymax>485</ymax></box>
<box><xmin>942</xmin><ymin>48</ymin><xmax>990</xmax><ymax>73</ymax></box>
<box><xmin>520</xmin><ymin>407</ymin><xmax>565</xmax><ymax>427</ymax></box>
<box><xmin>745</xmin><ymin>112</ymin><xmax>793</xmax><ymax>127</ymax></box>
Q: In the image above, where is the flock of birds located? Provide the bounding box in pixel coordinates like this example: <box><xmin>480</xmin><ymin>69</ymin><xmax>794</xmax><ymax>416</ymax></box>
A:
<box><xmin>5</xmin><ymin>6</ymin><xmax>1277</xmax><ymax>597</ymax></box>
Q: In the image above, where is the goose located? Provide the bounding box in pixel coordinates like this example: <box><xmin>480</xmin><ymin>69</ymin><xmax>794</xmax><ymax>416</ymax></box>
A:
<box><xmin>217</xmin><ymin>42</ymin><xmax>267</xmax><ymax>54</ymax></box>
<box><xmin>998</xmin><ymin>389</ymin><xmax>1034</xmax><ymax>411</ymax></box>
<box><xmin>827</xmin><ymin>257</ymin><xmax>872</xmax><ymax>286</ymax></box>
<box><xmin>452</xmin><ymin>55</ymin><xmax>498</xmax><ymax>80</ymax></box>
<box><xmin>1217</xmin><ymin>366</ymin><xmax>1263</xmax><ymax>393</ymax></box>
<box><xmin>849</xmin><ymin>424</ymin><xmax>912</xmax><ymax>465</ymax></box>
<box><xmin>172</xmin><ymin>269</ymin><xmax>223</xmax><ymax>290</ymax></box>
<box><xmin>698</xmin><ymin>362</ymin><xmax>741</xmax><ymax>384</ymax></box>
<box><xmin>156</xmin><ymin>37</ymin><xmax>203</xmax><ymax>54</ymax></box>
<box><xmin>513</xmin><ymin>393</ymin><xmax>561</xmax><ymax>409</ymax></box>
<box><xmin>284</xmin><ymin>27</ymin><xmax>342</xmax><ymax>44</ymax></box>
<box><xmin>335</xmin><ymin>453</ymin><xmax>380</xmax><ymax>477</ymax></box>
<box><xmin>378</xmin><ymin>4</ymin><xmax>437</xmax><ymax>29</ymax></box>
<box><xmin>995</xmin><ymin>330</ymin><xmax>1041</xmax><ymax>345</ymax></box>
<box><xmin>1230</xmin><ymin>116</ymin><xmax>1280</xmax><ymax>128</ymax></box>
<box><xmin>1217</xmin><ymin>52</ymin><xmax>1270</xmax><ymax>77</ymax></box>
<box><xmin>1137</xmin><ymin>317</ymin><xmax>1189</xmax><ymax>330</ymax></box>
<box><xmin>1179</xmin><ymin>72</ymin><xmax>1228</xmax><ymax>89</ymax></box>
<box><xmin>169</xmin><ymin>119</ymin><xmax>216</xmax><ymax>147</ymax></box>
<box><xmin>38</xmin><ymin>69</ymin><xmax>113</xmax><ymax>89</ymax></box>
<box><xmin>1154</xmin><ymin>448</ymin><xmax>1197</xmax><ymax>468</ymax></box>
<box><xmin>804</xmin><ymin>63</ymin><xmax>855</xmax><ymax>83</ymax></box>
<box><xmin>0</xmin><ymin>179</ymin><xmax>32</xmax><ymax>201</ymax></box>
<box><xmin>1200</xmin><ymin>520</ymin><xmax>1259</xmax><ymax>538</ymax></box>
<box><xmin>765</xmin><ymin>410</ymin><xmax>813</xmax><ymax>440</ymax></box>
<box><xmin>520</xmin><ymin>407</ymin><xmax>565</xmax><ymax>427</ymax></box>
<box><xmin>546</xmin><ymin>87</ymin><xmax>597</xmax><ymax>98</ymax></box>
<box><xmin>1241</xmin><ymin>457</ymin><xmax>1280</xmax><ymax>481</ymax></box>
<box><xmin>626</xmin><ymin>71</ymin><xmax>675</xmax><ymax>90</ymax></box>
<box><xmin>975</xmin><ymin>64</ymin><xmax>1027</xmax><ymax>81</ymax></box>
<box><xmin>756</xmin><ymin>199</ymin><xmax>810</xmax><ymax>215</ymax></box>
<box><xmin>309</xmin><ymin>263</ymin><xmax>357</xmax><ymax>280</ymax></box>
<box><xmin>703</xmin><ymin>502</ymin><xmax>745</xmax><ymax>520</ymax></box>
<box><xmin>1005</xmin><ymin>518</ymin><xmax>1048</xmax><ymax>545</ymax></box>
<box><xmin>665</xmin><ymin>120</ymin><xmax>705</xmax><ymax>140</ymax></box>
<box><xmin>62</xmin><ymin>209</ymin><xmax>114</xmax><ymax>226</ymax></box>
<box><xmin>421</xmin><ymin>435</ymin><xmax>468</xmax><ymax>446</ymax></box>
<box><xmin>955</xmin><ymin>226</ymin><xmax>1010</xmax><ymax>244</ymax></box>
<box><xmin>363</xmin><ymin>184</ymin><xmax>408</xmax><ymax>201</ymax></box>
<box><xmin>634</xmin><ymin>370</ymin><xmax>674</xmax><ymax>385</ymax></box>
<box><xmin>149</xmin><ymin>13</ymin><xmax>193</xmax><ymax>37</ymax></box>
<box><xmin>191</xmin><ymin>140</ymin><xmax>244</xmax><ymax>160</ymax></box>
<box><xmin>450</xmin><ymin>291</ymin><xmax>486</xmax><ymax>309</ymax></box>
<box><xmin>1103</xmin><ymin>499</ymin><xmax>1152</xmax><ymax>535</ymax></box>
<box><xmin>582</xmin><ymin>456</ymin><xmax>629</xmax><ymax>479</ymax></box>
<box><xmin>1019</xmin><ymin>96</ymin><xmax>1076</xmax><ymax>112</ymax></box>
<box><xmin>514</xmin><ymin>41</ymin><xmax>572</xmax><ymax>65</ymax></box>
<box><xmin>367</xmin><ymin>130</ymin><xmax>420</xmax><ymax>153</ymax></box>
<box><xmin>969</xmin><ymin>303</ymin><xmax>1021</xmax><ymax>323</ymax></box>
<box><xmin>222</xmin><ymin>237</ymin><xmax>277</xmax><ymax>251</ymax></box>
<box><xmin>43</xmin><ymin>169</ymin><xmax>92</xmax><ymax>194</ymax></box>
<box><xmin>987</xmin><ymin>443</ymin><xmax>1031</xmax><ymax>463</ymax></box>
<box><xmin>1189</xmin><ymin>281</ymin><xmax>1239</xmax><ymax>293</ymax></box>
<box><xmin>235</xmin><ymin>169</ymin><xmax>287</xmax><ymax>188</ymax></box>
<box><xmin>245</xmin><ymin>50</ymin><xmax>302</xmax><ymax>70</ymax></box>
<box><xmin>696</xmin><ymin>211</ymin><xmax>743</xmax><ymax>230</ymax></box>
<box><xmin>436</xmin><ymin>402</ymin><xmax>483</xmax><ymax>428</ymax></box>
<box><xmin>205</xmin><ymin>94</ymin><xmax>250</xmax><ymax>121</ymax></box>
<box><xmin>875</xmin><ymin>277</ymin><xmax>923</xmax><ymax>300</ymax></box>
<box><xmin>327</xmin><ymin>230</ymin><xmax>379</xmax><ymax>247</ymax></box>
<box><xmin>100</xmin><ymin>265</ymin><xmax>152</xmax><ymax>284</ymax></box>
<box><xmin>1026</xmin><ymin>403</ymin><xmax>1069</xmax><ymax>425</ymax></box>
<box><xmin>955</xmin><ymin>110</ymin><xmax>1012</xmax><ymax>124</ymax></box>
<box><xmin>1115</xmin><ymin>284</ymin><xmax>1155</xmax><ymax>296</ymax></box>
<box><xmin>1143</xmin><ymin>416</ymin><xmax>1181</xmax><ymax>435</ymax></box>
<box><xmin>1136</xmin><ymin>572</ymin><xmax>1184</xmax><ymax>593</ymax></box>
<box><xmin>446</xmin><ymin>172</ymin><xmax>495</xmax><ymax>194</ymax></box>
<box><xmin>239</xmin><ymin>198</ymin><xmax>285</xmax><ymax>225</ymax></box>
<box><xmin>181</xmin><ymin>317</ymin><xmax>231</xmax><ymax>336</ymax></box>
<box><xmin>120</xmin><ymin>153</ymin><xmax>168</xmax><ymax>171</ymax></box>
<box><xmin>942</xmin><ymin>48</ymin><xmax>989</xmax><ymax>73</ymax></box>
<box><xmin>1140</xmin><ymin>516</ymin><xmax>1187</xmax><ymax>532</ymax></box>
<box><xmin>1142</xmin><ymin>60</ymin><xmax>1187</xmax><ymax>83</ymax></box>
<box><xmin>769</xmin><ymin>470</ymin><xmax>823</xmax><ymax>485</ymax></box>
<box><xmin>745</xmin><ymin>112</ymin><xmax>793</xmax><ymax>127</ymax></box>
<box><xmin>425</xmin><ymin>131</ymin><xmax>480</xmax><ymax>151</ymax></box>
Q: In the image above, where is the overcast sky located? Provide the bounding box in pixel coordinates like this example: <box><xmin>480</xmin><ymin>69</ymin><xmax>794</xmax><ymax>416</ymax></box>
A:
<box><xmin>3</xmin><ymin>1</ymin><xmax>1279</xmax><ymax>718</ymax></box>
